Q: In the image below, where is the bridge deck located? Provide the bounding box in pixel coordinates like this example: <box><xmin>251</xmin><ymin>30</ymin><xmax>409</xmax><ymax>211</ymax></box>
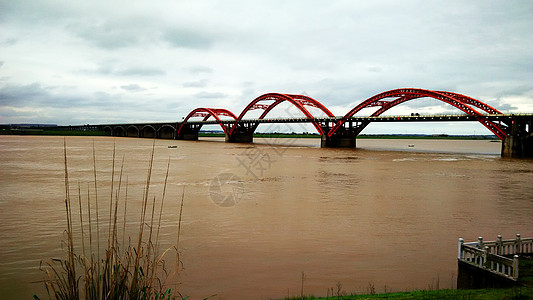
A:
<box><xmin>84</xmin><ymin>113</ymin><xmax>533</xmax><ymax>127</ymax></box>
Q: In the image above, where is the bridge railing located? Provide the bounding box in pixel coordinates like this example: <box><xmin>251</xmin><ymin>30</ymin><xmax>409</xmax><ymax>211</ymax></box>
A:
<box><xmin>458</xmin><ymin>234</ymin><xmax>533</xmax><ymax>280</ymax></box>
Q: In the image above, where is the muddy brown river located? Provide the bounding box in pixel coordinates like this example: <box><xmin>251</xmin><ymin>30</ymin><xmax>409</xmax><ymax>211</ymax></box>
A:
<box><xmin>1</xmin><ymin>136</ymin><xmax>532</xmax><ymax>299</ymax></box>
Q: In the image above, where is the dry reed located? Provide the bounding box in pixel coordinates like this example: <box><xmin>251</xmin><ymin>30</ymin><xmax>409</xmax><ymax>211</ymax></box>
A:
<box><xmin>34</xmin><ymin>140</ymin><xmax>185</xmax><ymax>300</ymax></box>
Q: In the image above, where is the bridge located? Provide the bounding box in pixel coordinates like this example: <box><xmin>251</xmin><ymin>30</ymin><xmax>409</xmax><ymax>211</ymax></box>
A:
<box><xmin>65</xmin><ymin>88</ymin><xmax>533</xmax><ymax>158</ymax></box>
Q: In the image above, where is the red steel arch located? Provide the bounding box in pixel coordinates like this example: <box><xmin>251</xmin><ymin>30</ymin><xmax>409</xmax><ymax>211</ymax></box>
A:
<box><xmin>233</xmin><ymin>93</ymin><xmax>334</xmax><ymax>135</ymax></box>
<box><xmin>328</xmin><ymin>88</ymin><xmax>507</xmax><ymax>140</ymax></box>
<box><xmin>435</xmin><ymin>91</ymin><xmax>502</xmax><ymax>115</ymax></box>
<box><xmin>179</xmin><ymin>108</ymin><xmax>237</xmax><ymax>134</ymax></box>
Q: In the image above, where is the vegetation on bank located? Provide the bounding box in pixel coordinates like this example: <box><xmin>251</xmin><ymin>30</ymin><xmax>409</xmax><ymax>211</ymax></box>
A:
<box><xmin>201</xmin><ymin>132</ymin><xmax>499</xmax><ymax>140</ymax></box>
<box><xmin>521</xmin><ymin>258</ymin><xmax>533</xmax><ymax>287</ymax></box>
<box><xmin>34</xmin><ymin>141</ymin><xmax>186</xmax><ymax>299</ymax></box>
<box><xmin>1</xmin><ymin>128</ymin><xmax>108</xmax><ymax>136</ymax></box>
<box><xmin>285</xmin><ymin>287</ymin><xmax>533</xmax><ymax>300</ymax></box>
<box><xmin>2</xmin><ymin>126</ymin><xmax>498</xmax><ymax>140</ymax></box>
<box><xmin>358</xmin><ymin>134</ymin><xmax>498</xmax><ymax>140</ymax></box>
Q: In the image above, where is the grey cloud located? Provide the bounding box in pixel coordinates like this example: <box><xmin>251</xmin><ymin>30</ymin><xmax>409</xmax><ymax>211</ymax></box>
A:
<box><xmin>117</xmin><ymin>67</ymin><xmax>165</xmax><ymax>76</ymax></box>
<box><xmin>3</xmin><ymin>2</ymin><xmax>214</xmax><ymax>51</ymax></box>
<box><xmin>367</xmin><ymin>66</ymin><xmax>382</xmax><ymax>73</ymax></box>
<box><xmin>69</xmin><ymin>21</ymin><xmax>141</xmax><ymax>50</ymax></box>
<box><xmin>91</xmin><ymin>63</ymin><xmax>165</xmax><ymax>77</ymax></box>
<box><xmin>0</xmin><ymin>61</ymin><xmax>4</xmax><ymax>68</ymax></box>
<box><xmin>120</xmin><ymin>84</ymin><xmax>147</xmax><ymax>92</ymax></box>
<box><xmin>187</xmin><ymin>65</ymin><xmax>213</xmax><ymax>74</ymax></box>
<box><xmin>164</xmin><ymin>28</ymin><xmax>213</xmax><ymax>49</ymax></box>
<box><xmin>0</xmin><ymin>82</ymin><xmax>179</xmax><ymax>123</ymax></box>
<box><xmin>92</xmin><ymin>91</ymin><xmax>141</xmax><ymax>107</ymax></box>
<box><xmin>0</xmin><ymin>107</ymin><xmax>34</xmax><ymax>119</ymax></box>
<box><xmin>195</xmin><ymin>91</ymin><xmax>227</xmax><ymax>99</ymax></box>
<box><xmin>0</xmin><ymin>106</ymin><xmax>58</xmax><ymax>124</ymax></box>
<box><xmin>0</xmin><ymin>83</ymin><xmax>50</xmax><ymax>106</ymax></box>
<box><xmin>0</xmin><ymin>38</ymin><xmax>17</xmax><ymax>46</ymax></box>
<box><xmin>240</xmin><ymin>87</ymin><xmax>258</xmax><ymax>102</ymax></box>
<box><xmin>0</xmin><ymin>0</ymin><xmax>79</xmax><ymax>25</ymax></box>
<box><xmin>497</xmin><ymin>85</ymin><xmax>533</xmax><ymax>98</ymax></box>
<box><xmin>0</xmin><ymin>83</ymin><xmax>104</xmax><ymax>109</ymax></box>
<box><xmin>0</xmin><ymin>1</ymin><xmax>531</xmax><ymax>127</ymax></box>
<box><xmin>497</xmin><ymin>103</ymin><xmax>518</xmax><ymax>112</ymax></box>
<box><xmin>404</xmin><ymin>100</ymin><xmax>448</xmax><ymax>110</ymax></box>
<box><xmin>183</xmin><ymin>79</ymin><xmax>208</xmax><ymax>88</ymax></box>
<box><xmin>66</xmin><ymin>13</ymin><xmax>168</xmax><ymax>51</ymax></box>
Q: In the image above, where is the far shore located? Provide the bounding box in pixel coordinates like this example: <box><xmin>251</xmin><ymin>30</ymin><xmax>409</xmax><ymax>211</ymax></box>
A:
<box><xmin>0</xmin><ymin>127</ymin><xmax>499</xmax><ymax>141</ymax></box>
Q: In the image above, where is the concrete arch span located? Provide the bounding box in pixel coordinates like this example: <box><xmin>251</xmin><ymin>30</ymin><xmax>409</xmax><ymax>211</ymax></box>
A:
<box><xmin>126</xmin><ymin>125</ymin><xmax>139</xmax><ymax>137</ymax></box>
<box><xmin>140</xmin><ymin>125</ymin><xmax>157</xmax><ymax>138</ymax></box>
<box><xmin>112</xmin><ymin>126</ymin><xmax>126</xmax><ymax>137</ymax></box>
<box><xmin>158</xmin><ymin>125</ymin><xmax>176</xmax><ymax>139</ymax></box>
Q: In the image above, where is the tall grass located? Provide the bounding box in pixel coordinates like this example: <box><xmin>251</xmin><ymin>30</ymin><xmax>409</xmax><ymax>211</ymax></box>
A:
<box><xmin>34</xmin><ymin>140</ymin><xmax>185</xmax><ymax>300</ymax></box>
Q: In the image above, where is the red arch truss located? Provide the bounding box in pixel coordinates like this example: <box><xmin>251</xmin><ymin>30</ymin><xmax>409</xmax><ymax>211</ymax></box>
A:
<box><xmin>328</xmin><ymin>88</ymin><xmax>507</xmax><ymax>140</ymax></box>
<box><xmin>233</xmin><ymin>93</ymin><xmax>334</xmax><ymax>135</ymax></box>
<box><xmin>179</xmin><ymin>108</ymin><xmax>237</xmax><ymax>134</ymax></box>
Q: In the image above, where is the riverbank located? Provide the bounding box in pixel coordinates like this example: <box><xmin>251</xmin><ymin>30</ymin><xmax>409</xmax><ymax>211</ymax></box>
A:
<box><xmin>1</xmin><ymin>125</ymin><xmax>498</xmax><ymax>140</ymax></box>
<box><xmin>202</xmin><ymin>132</ymin><xmax>499</xmax><ymax>140</ymax></box>
<box><xmin>0</xmin><ymin>128</ymin><xmax>107</xmax><ymax>136</ymax></box>
<box><xmin>286</xmin><ymin>287</ymin><xmax>533</xmax><ymax>299</ymax></box>
<box><xmin>287</xmin><ymin>258</ymin><xmax>533</xmax><ymax>300</ymax></box>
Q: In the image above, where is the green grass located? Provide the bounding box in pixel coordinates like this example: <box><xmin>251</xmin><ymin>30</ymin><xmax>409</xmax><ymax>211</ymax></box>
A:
<box><xmin>2</xmin><ymin>128</ymin><xmax>498</xmax><ymax>140</ymax></box>
<box><xmin>256</xmin><ymin>133</ymin><xmax>321</xmax><ymax>138</ymax></box>
<box><xmin>197</xmin><ymin>132</ymin><xmax>321</xmax><ymax>138</ymax></box>
<box><xmin>198</xmin><ymin>132</ymin><xmax>498</xmax><ymax>140</ymax></box>
<box><xmin>357</xmin><ymin>134</ymin><xmax>498</xmax><ymax>140</ymax></box>
<box><xmin>197</xmin><ymin>132</ymin><xmax>225</xmax><ymax>137</ymax></box>
<box><xmin>1</xmin><ymin>129</ymin><xmax>108</xmax><ymax>136</ymax></box>
<box><xmin>520</xmin><ymin>258</ymin><xmax>533</xmax><ymax>287</ymax></box>
<box><xmin>285</xmin><ymin>287</ymin><xmax>533</xmax><ymax>299</ymax></box>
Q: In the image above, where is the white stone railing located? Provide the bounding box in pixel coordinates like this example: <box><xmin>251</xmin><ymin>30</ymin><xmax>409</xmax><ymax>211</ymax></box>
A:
<box><xmin>458</xmin><ymin>234</ymin><xmax>533</xmax><ymax>280</ymax></box>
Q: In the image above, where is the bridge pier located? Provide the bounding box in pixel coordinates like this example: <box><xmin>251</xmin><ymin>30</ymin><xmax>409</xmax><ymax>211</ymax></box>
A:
<box><xmin>178</xmin><ymin>133</ymin><xmax>199</xmax><ymax>140</ymax></box>
<box><xmin>320</xmin><ymin>135</ymin><xmax>356</xmax><ymax>148</ymax></box>
<box><xmin>177</xmin><ymin>124</ymin><xmax>200</xmax><ymax>140</ymax></box>
<box><xmin>225</xmin><ymin>132</ymin><xmax>253</xmax><ymax>143</ymax></box>
<box><xmin>225</xmin><ymin>123</ymin><xmax>256</xmax><ymax>143</ymax></box>
<box><xmin>319</xmin><ymin>121</ymin><xmax>358</xmax><ymax>148</ymax></box>
<box><xmin>501</xmin><ymin>117</ymin><xmax>533</xmax><ymax>158</ymax></box>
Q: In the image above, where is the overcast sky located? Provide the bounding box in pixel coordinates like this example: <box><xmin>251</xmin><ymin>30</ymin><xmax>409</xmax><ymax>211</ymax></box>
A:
<box><xmin>1</xmin><ymin>1</ymin><xmax>532</xmax><ymax>134</ymax></box>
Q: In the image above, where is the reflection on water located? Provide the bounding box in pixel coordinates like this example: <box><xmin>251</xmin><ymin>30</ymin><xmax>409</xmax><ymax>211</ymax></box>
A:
<box><xmin>0</xmin><ymin>136</ymin><xmax>531</xmax><ymax>299</ymax></box>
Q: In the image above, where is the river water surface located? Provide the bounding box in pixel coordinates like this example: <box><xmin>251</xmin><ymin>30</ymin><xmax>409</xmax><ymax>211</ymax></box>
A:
<box><xmin>0</xmin><ymin>136</ymin><xmax>532</xmax><ymax>299</ymax></box>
